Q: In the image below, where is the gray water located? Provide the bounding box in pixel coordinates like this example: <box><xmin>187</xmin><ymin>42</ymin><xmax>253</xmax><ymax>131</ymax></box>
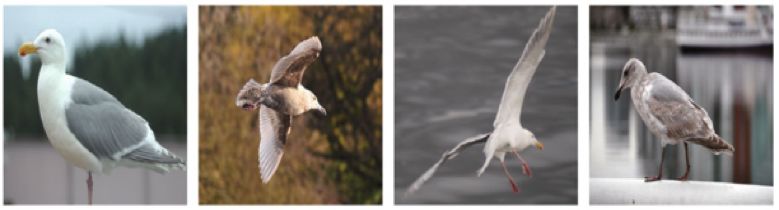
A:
<box><xmin>394</xmin><ymin>6</ymin><xmax>578</xmax><ymax>204</ymax></box>
<box><xmin>590</xmin><ymin>32</ymin><xmax>773</xmax><ymax>185</ymax></box>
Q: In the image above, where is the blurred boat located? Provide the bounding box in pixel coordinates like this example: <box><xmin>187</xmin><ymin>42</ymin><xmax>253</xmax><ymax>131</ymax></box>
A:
<box><xmin>677</xmin><ymin>6</ymin><xmax>773</xmax><ymax>49</ymax></box>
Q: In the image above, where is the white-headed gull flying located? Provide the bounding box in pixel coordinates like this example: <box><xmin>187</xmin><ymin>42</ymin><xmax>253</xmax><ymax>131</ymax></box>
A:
<box><xmin>404</xmin><ymin>6</ymin><xmax>555</xmax><ymax>196</ymax></box>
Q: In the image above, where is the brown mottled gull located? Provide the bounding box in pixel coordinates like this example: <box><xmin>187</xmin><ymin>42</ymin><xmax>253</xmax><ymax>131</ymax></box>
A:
<box><xmin>235</xmin><ymin>36</ymin><xmax>327</xmax><ymax>183</ymax></box>
<box><xmin>614</xmin><ymin>58</ymin><xmax>735</xmax><ymax>182</ymax></box>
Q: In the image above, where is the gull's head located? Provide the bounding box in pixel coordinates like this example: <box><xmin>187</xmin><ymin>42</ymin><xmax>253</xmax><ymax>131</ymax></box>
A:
<box><xmin>303</xmin><ymin>88</ymin><xmax>326</xmax><ymax>117</ymax></box>
<box><xmin>518</xmin><ymin>128</ymin><xmax>543</xmax><ymax>151</ymax></box>
<box><xmin>614</xmin><ymin>58</ymin><xmax>647</xmax><ymax>101</ymax></box>
<box><xmin>19</xmin><ymin>29</ymin><xmax>67</xmax><ymax>65</ymax></box>
<box><xmin>529</xmin><ymin>131</ymin><xmax>543</xmax><ymax>151</ymax></box>
<box><xmin>236</xmin><ymin>79</ymin><xmax>264</xmax><ymax>111</ymax></box>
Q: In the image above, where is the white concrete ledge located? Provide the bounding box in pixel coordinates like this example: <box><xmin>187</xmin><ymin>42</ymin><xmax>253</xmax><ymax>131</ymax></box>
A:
<box><xmin>590</xmin><ymin>178</ymin><xmax>773</xmax><ymax>205</ymax></box>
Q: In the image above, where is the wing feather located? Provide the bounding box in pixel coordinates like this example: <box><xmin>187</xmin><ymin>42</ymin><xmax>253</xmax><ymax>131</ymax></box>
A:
<box><xmin>404</xmin><ymin>132</ymin><xmax>491</xmax><ymax>197</ymax></box>
<box><xmin>268</xmin><ymin>36</ymin><xmax>322</xmax><ymax>87</ymax></box>
<box><xmin>258</xmin><ymin>106</ymin><xmax>291</xmax><ymax>183</ymax></box>
<box><xmin>493</xmin><ymin>7</ymin><xmax>556</xmax><ymax>127</ymax></box>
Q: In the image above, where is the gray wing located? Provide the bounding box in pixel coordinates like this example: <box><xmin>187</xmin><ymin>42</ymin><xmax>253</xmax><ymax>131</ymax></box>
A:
<box><xmin>258</xmin><ymin>105</ymin><xmax>291</xmax><ymax>183</ymax></box>
<box><xmin>268</xmin><ymin>36</ymin><xmax>322</xmax><ymax>87</ymax></box>
<box><xmin>646</xmin><ymin>74</ymin><xmax>714</xmax><ymax>140</ymax></box>
<box><xmin>493</xmin><ymin>7</ymin><xmax>556</xmax><ymax>127</ymax></box>
<box><xmin>404</xmin><ymin>132</ymin><xmax>491</xmax><ymax>197</ymax></box>
<box><xmin>66</xmin><ymin>79</ymin><xmax>149</xmax><ymax>160</ymax></box>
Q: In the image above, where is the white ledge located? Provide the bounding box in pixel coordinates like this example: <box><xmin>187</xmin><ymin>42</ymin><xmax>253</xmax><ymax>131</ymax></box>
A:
<box><xmin>590</xmin><ymin>178</ymin><xmax>773</xmax><ymax>205</ymax></box>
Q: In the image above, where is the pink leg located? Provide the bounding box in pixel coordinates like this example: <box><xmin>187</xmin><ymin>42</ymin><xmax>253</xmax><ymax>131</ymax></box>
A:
<box><xmin>87</xmin><ymin>172</ymin><xmax>93</xmax><ymax>205</ymax></box>
<box><xmin>500</xmin><ymin>160</ymin><xmax>520</xmax><ymax>193</ymax></box>
<box><xmin>513</xmin><ymin>151</ymin><xmax>532</xmax><ymax>178</ymax></box>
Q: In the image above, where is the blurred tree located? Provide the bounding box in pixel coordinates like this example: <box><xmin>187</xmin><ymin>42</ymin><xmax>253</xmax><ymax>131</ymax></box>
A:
<box><xmin>198</xmin><ymin>6</ymin><xmax>381</xmax><ymax>204</ymax></box>
<box><xmin>3</xmin><ymin>26</ymin><xmax>187</xmax><ymax>140</ymax></box>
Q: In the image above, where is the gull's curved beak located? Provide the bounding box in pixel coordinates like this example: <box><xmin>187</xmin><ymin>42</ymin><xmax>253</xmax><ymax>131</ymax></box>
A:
<box><xmin>316</xmin><ymin>106</ymin><xmax>327</xmax><ymax>117</ymax></box>
<box><xmin>535</xmin><ymin>141</ymin><xmax>544</xmax><ymax>150</ymax></box>
<box><xmin>18</xmin><ymin>42</ymin><xmax>38</xmax><ymax>57</ymax></box>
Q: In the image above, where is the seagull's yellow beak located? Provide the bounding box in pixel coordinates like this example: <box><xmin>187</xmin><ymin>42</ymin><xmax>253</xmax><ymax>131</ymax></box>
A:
<box><xmin>18</xmin><ymin>42</ymin><xmax>38</xmax><ymax>57</ymax></box>
<box><xmin>535</xmin><ymin>141</ymin><xmax>544</xmax><ymax>150</ymax></box>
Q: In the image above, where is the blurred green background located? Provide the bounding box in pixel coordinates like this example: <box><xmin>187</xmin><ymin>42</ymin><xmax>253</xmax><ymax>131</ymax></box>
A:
<box><xmin>4</xmin><ymin>23</ymin><xmax>186</xmax><ymax>140</ymax></box>
<box><xmin>198</xmin><ymin>6</ymin><xmax>382</xmax><ymax>204</ymax></box>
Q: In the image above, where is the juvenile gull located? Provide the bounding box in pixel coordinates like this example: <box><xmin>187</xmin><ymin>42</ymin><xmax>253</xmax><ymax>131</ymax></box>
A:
<box><xmin>405</xmin><ymin>7</ymin><xmax>555</xmax><ymax>196</ymax></box>
<box><xmin>18</xmin><ymin>29</ymin><xmax>186</xmax><ymax>204</ymax></box>
<box><xmin>235</xmin><ymin>36</ymin><xmax>326</xmax><ymax>183</ymax></box>
<box><xmin>614</xmin><ymin>58</ymin><xmax>735</xmax><ymax>182</ymax></box>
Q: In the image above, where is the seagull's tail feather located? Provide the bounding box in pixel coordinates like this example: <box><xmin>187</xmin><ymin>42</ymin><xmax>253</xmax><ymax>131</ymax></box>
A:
<box><xmin>236</xmin><ymin>79</ymin><xmax>267</xmax><ymax>110</ymax></box>
<box><xmin>403</xmin><ymin>132</ymin><xmax>491</xmax><ymax>198</ymax></box>
<box><xmin>123</xmin><ymin>143</ymin><xmax>186</xmax><ymax>173</ymax></box>
<box><xmin>688</xmin><ymin>135</ymin><xmax>735</xmax><ymax>156</ymax></box>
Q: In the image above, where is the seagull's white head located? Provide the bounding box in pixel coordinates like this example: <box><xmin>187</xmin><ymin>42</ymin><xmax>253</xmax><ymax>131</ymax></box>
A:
<box><xmin>614</xmin><ymin>58</ymin><xmax>648</xmax><ymax>100</ymax></box>
<box><xmin>522</xmin><ymin>128</ymin><xmax>544</xmax><ymax>151</ymax></box>
<box><xmin>302</xmin><ymin>87</ymin><xmax>326</xmax><ymax>117</ymax></box>
<box><xmin>19</xmin><ymin>29</ymin><xmax>67</xmax><ymax>67</ymax></box>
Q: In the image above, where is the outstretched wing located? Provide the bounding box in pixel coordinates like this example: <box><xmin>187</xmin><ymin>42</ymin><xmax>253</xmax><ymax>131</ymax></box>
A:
<box><xmin>268</xmin><ymin>36</ymin><xmax>322</xmax><ymax>87</ymax></box>
<box><xmin>258</xmin><ymin>106</ymin><xmax>291</xmax><ymax>183</ymax></box>
<box><xmin>493</xmin><ymin>7</ymin><xmax>556</xmax><ymax>127</ymax></box>
<box><xmin>404</xmin><ymin>132</ymin><xmax>491</xmax><ymax>197</ymax></box>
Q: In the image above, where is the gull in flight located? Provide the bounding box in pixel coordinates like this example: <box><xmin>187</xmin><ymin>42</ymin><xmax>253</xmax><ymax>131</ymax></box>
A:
<box><xmin>405</xmin><ymin>7</ymin><xmax>555</xmax><ymax>196</ymax></box>
<box><xmin>614</xmin><ymin>58</ymin><xmax>735</xmax><ymax>182</ymax></box>
<box><xmin>18</xmin><ymin>29</ymin><xmax>186</xmax><ymax>204</ymax></box>
<box><xmin>235</xmin><ymin>36</ymin><xmax>327</xmax><ymax>183</ymax></box>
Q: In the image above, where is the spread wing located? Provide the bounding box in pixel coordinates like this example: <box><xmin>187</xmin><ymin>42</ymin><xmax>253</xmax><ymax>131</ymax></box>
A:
<box><xmin>268</xmin><ymin>36</ymin><xmax>322</xmax><ymax>87</ymax></box>
<box><xmin>404</xmin><ymin>132</ymin><xmax>491</xmax><ymax>197</ymax></box>
<box><xmin>258</xmin><ymin>106</ymin><xmax>291</xmax><ymax>183</ymax></box>
<box><xmin>493</xmin><ymin>7</ymin><xmax>555</xmax><ymax>127</ymax></box>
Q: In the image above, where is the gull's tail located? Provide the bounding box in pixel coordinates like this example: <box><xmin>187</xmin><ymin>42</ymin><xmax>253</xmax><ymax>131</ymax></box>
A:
<box><xmin>236</xmin><ymin>79</ymin><xmax>266</xmax><ymax>110</ymax></box>
<box><xmin>688</xmin><ymin>135</ymin><xmax>735</xmax><ymax>156</ymax></box>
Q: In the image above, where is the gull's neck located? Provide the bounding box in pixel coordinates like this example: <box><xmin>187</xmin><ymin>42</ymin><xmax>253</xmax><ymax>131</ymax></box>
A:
<box><xmin>628</xmin><ymin>71</ymin><xmax>649</xmax><ymax>89</ymax></box>
<box><xmin>37</xmin><ymin>62</ymin><xmax>68</xmax><ymax>93</ymax></box>
<box><xmin>41</xmin><ymin>60</ymin><xmax>67</xmax><ymax>73</ymax></box>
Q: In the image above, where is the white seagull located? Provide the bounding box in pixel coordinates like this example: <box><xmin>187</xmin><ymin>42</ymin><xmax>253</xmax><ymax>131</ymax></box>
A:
<box><xmin>405</xmin><ymin>7</ymin><xmax>555</xmax><ymax>196</ymax></box>
<box><xmin>18</xmin><ymin>29</ymin><xmax>186</xmax><ymax>204</ymax></box>
<box><xmin>235</xmin><ymin>36</ymin><xmax>326</xmax><ymax>183</ymax></box>
<box><xmin>614</xmin><ymin>58</ymin><xmax>735</xmax><ymax>182</ymax></box>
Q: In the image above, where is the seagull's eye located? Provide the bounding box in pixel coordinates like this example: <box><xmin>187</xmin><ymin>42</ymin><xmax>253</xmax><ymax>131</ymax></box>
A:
<box><xmin>623</xmin><ymin>70</ymin><xmax>629</xmax><ymax>76</ymax></box>
<box><xmin>45</xmin><ymin>37</ymin><xmax>51</xmax><ymax>44</ymax></box>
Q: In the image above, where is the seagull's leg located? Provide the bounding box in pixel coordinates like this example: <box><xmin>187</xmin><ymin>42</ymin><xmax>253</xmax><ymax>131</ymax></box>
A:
<box><xmin>512</xmin><ymin>150</ymin><xmax>532</xmax><ymax>178</ymax></box>
<box><xmin>86</xmin><ymin>171</ymin><xmax>93</xmax><ymax>205</ymax></box>
<box><xmin>645</xmin><ymin>146</ymin><xmax>667</xmax><ymax>182</ymax></box>
<box><xmin>677</xmin><ymin>142</ymin><xmax>691</xmax><ymax>181</ymax></box>
<box><xmin>500</xmin><ymin>160</ymin><xmax>520</xmax><ymax>193</ymax></box>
